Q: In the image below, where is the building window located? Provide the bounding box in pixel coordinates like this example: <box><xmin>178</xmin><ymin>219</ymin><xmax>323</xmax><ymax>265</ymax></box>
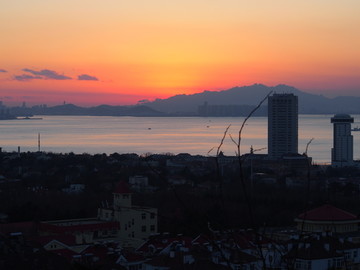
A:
<box><xmin>141</xmin><ymin>226</ymin><xmax>146</xmax><ymax>232</ymax></box>
<box><xmin>142</xmin><ymin>213</ymin><xmax>146</xmax><ymax>220</ymax></box>
<box><xmin>150</xmin><ymin>213</ymin><xmax>155</xmax><ymax>219</ymax></box>
<box><xmin>129</xmin><ymin>265</ymin><xmax>141</xmax><ymax>270</ymax></box>
<box><xmin>334</xmin><ymin>258</ymin><xmax>343</xmax><ymax>268</ymax></box>
<box><xmin>123</xmin><ymin>194</ymin><xmax>129</xmax><ymax>199</ymax></box>
<box><xmin>150</xmin><ymin>225</ymin><xmax>155</xmax><ymax>232</ymax></box>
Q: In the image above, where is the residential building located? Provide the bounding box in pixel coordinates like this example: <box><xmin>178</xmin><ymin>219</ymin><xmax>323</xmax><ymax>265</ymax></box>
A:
<box><xmin>331</xmin><ymin>114</ymin><xmax>354</xmax><ymax>167</ymax></box>
<box><xmin>129</xmin><ymin>175</ymin><xmax>148</xmax><ymax>187</ymax></box>
<box><xmin>116</xmin><ymin>252</ymin><xmax>146</xmax><ymax>270</ymax></box>
<box><xmin>268</xmin><ymin>93</ymin><xmax>298</xmax><ymax>159</ymax></box>
<box><xmin>294</xmin><ymin>204</ymin><xmax>360</xmax><ymax>233</ymax></box>
<box><xmin>128</xmin><ymin>175</ymin><xmax>150</xmax><ymax>192</ymax></box>
<box><xmin>98</xmin><ymin>181</ymin><xmax>158</xmax><ymax>248</ymax></box>
<box><xmin>284</xmin><ymin>234</ymin><xmax>360</xmax><ymax>270</ymax></box>
<box><xmin>62</xmin><ymin>183</ymin><xmax>85</xmax><ymax>194</ymax></box>
<box><xmin>39</xmin><ymin>218</ymin><xmax>119</xmax><ymax>248</ymax></box>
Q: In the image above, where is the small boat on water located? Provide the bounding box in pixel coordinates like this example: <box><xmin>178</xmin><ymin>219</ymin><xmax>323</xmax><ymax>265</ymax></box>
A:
<box><xmin>17</xmin><ymin>116</ymin><xmax>43</xmax><ymax>120</ymax></box>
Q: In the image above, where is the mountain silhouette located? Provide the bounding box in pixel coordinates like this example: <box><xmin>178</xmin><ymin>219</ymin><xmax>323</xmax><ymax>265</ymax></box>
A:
<box><xmin>144</xmin><ymin>84</ymin><xmax>360</xmax><ymax>114</ymax></box>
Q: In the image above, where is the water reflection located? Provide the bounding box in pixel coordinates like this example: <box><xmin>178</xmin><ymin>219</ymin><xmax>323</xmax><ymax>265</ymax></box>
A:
<box><xmin>0</xmin><ymin>115</ymin><xmax>359</xmax><ymax>163</ymax></box>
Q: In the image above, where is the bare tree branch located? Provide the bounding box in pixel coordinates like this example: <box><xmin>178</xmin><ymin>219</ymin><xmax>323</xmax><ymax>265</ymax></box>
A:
<box><xmin>304</xmin><ymin>138</ymin><xmax>314</xmax><ymax>156</ymax></box>
<box><xmin>232</xmin><ymin>92</ymin><xmax>273</xmax><ymax>156</ymax></box>
<box><xmin>234</xmin><ymin>91</ymin><xmax>272</xmax><ymax>270</ymax></box>
<box><xmin>217</xmin><ymin>124</ymin><xmax>231</xmax><ymax>156</ymax></box>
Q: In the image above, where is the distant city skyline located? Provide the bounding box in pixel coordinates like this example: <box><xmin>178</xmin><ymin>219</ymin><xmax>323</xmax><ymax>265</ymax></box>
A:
<box><xmin>1</xmin><ymin>1</ymin><xmax>360</xmax><ymax>106</ymax></box>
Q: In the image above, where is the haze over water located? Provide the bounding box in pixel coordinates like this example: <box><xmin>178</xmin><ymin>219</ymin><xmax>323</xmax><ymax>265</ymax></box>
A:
<box><xmin>1</xmin><ymin>115</ymin><xmax>359</xmax><ymax>163</ymax></box>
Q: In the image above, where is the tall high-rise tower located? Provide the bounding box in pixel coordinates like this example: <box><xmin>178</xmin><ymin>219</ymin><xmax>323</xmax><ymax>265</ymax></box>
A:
<box><xmin>268</xmin><ymin>93</ymin><xmax>298</xmax><ymax>159</ymax></box>
<box><xmin>331</xmin><ymin>114</ymin><xmax>354</xmax><ymax>167</ymax></box>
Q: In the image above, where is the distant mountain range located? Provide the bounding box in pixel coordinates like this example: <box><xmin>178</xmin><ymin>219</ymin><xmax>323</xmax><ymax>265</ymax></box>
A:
<box><xmin>9</xmin><ymin>104</ymin><xmax>166</xmax><ymax>117</ymax></box>
<box><xmin>143</xmin><ymin>84</ymin><xmax>360</xmax><ymax>115</ymax></box>
<box><xmin>7</xmin><ymin>84</ymin><xmax>360</xmax><ymax>117</ymax></box>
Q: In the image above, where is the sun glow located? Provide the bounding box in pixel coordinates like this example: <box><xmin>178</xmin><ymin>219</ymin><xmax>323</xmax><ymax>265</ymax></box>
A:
<box><xmin>1</xmin><ymin>0</ymin><xmax>360</xmax><ymax>105</ymax></box>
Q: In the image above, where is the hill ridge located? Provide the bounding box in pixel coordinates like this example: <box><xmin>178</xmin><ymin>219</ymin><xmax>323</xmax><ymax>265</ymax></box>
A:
<box><xmin>144</xmin><ymin>84</ymin><xmax>360</xmax><ymax>114</ymax></box>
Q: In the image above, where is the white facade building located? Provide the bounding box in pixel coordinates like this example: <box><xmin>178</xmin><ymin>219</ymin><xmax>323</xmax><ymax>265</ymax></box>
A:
<box><xmin>98</xmin><ymin>182</ymin><xmax>158</xmax><ymax>247</ymax></box>
<box><xmin>268</xmin><ymin>93</ymin><xmax>298</xmax><ymax>159</ymax></box>
<box><xmin>331</xmin><ymin>114</ymin><xmax>354</xmax><ymax>167</ymax></box>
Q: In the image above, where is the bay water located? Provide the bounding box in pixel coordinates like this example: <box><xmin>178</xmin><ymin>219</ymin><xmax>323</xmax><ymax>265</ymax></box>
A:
<box><xmin>0</xmin><ymin>115</ymin><xmax>359</xmax><ymax>163</ymax></box>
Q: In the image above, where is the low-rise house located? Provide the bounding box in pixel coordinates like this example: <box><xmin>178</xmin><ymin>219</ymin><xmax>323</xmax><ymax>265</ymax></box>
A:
<box><xmin>0</xmin><ymin>230</ymin><xmax>73</xmax><ymax>269</ymax></box>
<box><xmin>137</xmin><ymin>234</ymin><xmax>192</xmax><ymax>257</ymax></box>
<box><xmin>129</xmin><ymin>175</ymin><xmax>148</xmax><ymax>188</ymax></box>
<box><xmin>62</xmin><ymin>183</ymin><xmax>85</xmax><ymax>194</ymax></box>
<box><xmin>128</xmin><ymin>175</ymin><xmax>155</xmax><ymax>192</ymax></box>
<box><xmin>32</xmin><ymin>235</ymin><xmax>122</xmax><ymax>265</ymax></box>
<box><xmin>168</xmin><ymin>176</ymin><xmax>188</xmax><ymax>186</ymax></box>
<box><xmin>283</xmin><ymin>234</ymin><xmax>360</xmax><ymax>270</ymax></box>
<box><xmin>192</xmin><ymin>231</ymin><xmax>264</xmax><ymax>270</ymax></box>
<box><xmin>33</xmin><ymin>235</ymin><xmax>80</xmax><ymax>261</ymax></box>
<box><xmin>116</xmin><ymin>251</ymin><xmax>146</xmax><ymax>270</ymax></box>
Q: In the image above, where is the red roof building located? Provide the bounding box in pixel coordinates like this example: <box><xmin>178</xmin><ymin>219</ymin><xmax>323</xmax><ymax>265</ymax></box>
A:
<box><xmin>39</xmin><ymin>218</ymin><xmax>120</xmax><ymax>245</ymax></box>
<box><xmin>113</xmin><ymin>181</ymin><xmax>131</xmax><ymax>194</ymax></box>
<box><xmin>136</xmin><ymin>235</ymin><xmax>193</xmax><ymax>256</ymax></box>
<box><xmin>295</xmin><ymin>204</ymin><xmax>360</xmax><ymax>233</ymax></box>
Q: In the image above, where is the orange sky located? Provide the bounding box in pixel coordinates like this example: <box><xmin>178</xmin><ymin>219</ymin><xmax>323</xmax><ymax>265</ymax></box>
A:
<box><xmin>1</xmin><ymin>0</ymin><xmax>359</xmax><ymax>106</ymax></box>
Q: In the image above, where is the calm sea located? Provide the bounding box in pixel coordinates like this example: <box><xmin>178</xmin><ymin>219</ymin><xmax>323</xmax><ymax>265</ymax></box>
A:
<box><xmin>0</xmin><ymin>115</ymin><xmax>359</xmax><ymax>163</ymax></box>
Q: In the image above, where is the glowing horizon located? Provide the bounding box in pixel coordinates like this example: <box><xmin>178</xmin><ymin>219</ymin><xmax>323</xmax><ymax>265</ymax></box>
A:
<box><xmin>1</xmin><ymin>0</ymin><xmax>359</xmax><ymax>106</ymax></box>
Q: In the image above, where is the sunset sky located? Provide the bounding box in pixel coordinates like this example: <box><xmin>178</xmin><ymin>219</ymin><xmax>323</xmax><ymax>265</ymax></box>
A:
<box><xmin>1</xmin><ymin>0</ymin><xmax>359</xmax><ymax>106</ymax></box>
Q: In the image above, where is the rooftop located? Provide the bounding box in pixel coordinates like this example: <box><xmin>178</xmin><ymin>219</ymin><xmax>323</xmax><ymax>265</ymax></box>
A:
<box><xmin>333</xmin><ymin>114</ymin><xmax>352</xmax><ymax>119</ymax></box>
<box><xmin>40</xmin><ymin>218</ymin><xmax>119</xmax><ymax>233</ymax></box>
<box><xmin>297</xmin><ymin>204</ymin><xmax>359</xmax><ymax>222</ymax></box>
<box><xmin>114</xmin><ymin>181</ymin><xmax>131</xmax><ymax>194</ymax></box>
<box><xmin>331</xmin><ymin>114</ymin><xmax>354</xmax><ymax>123</ymax></box>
